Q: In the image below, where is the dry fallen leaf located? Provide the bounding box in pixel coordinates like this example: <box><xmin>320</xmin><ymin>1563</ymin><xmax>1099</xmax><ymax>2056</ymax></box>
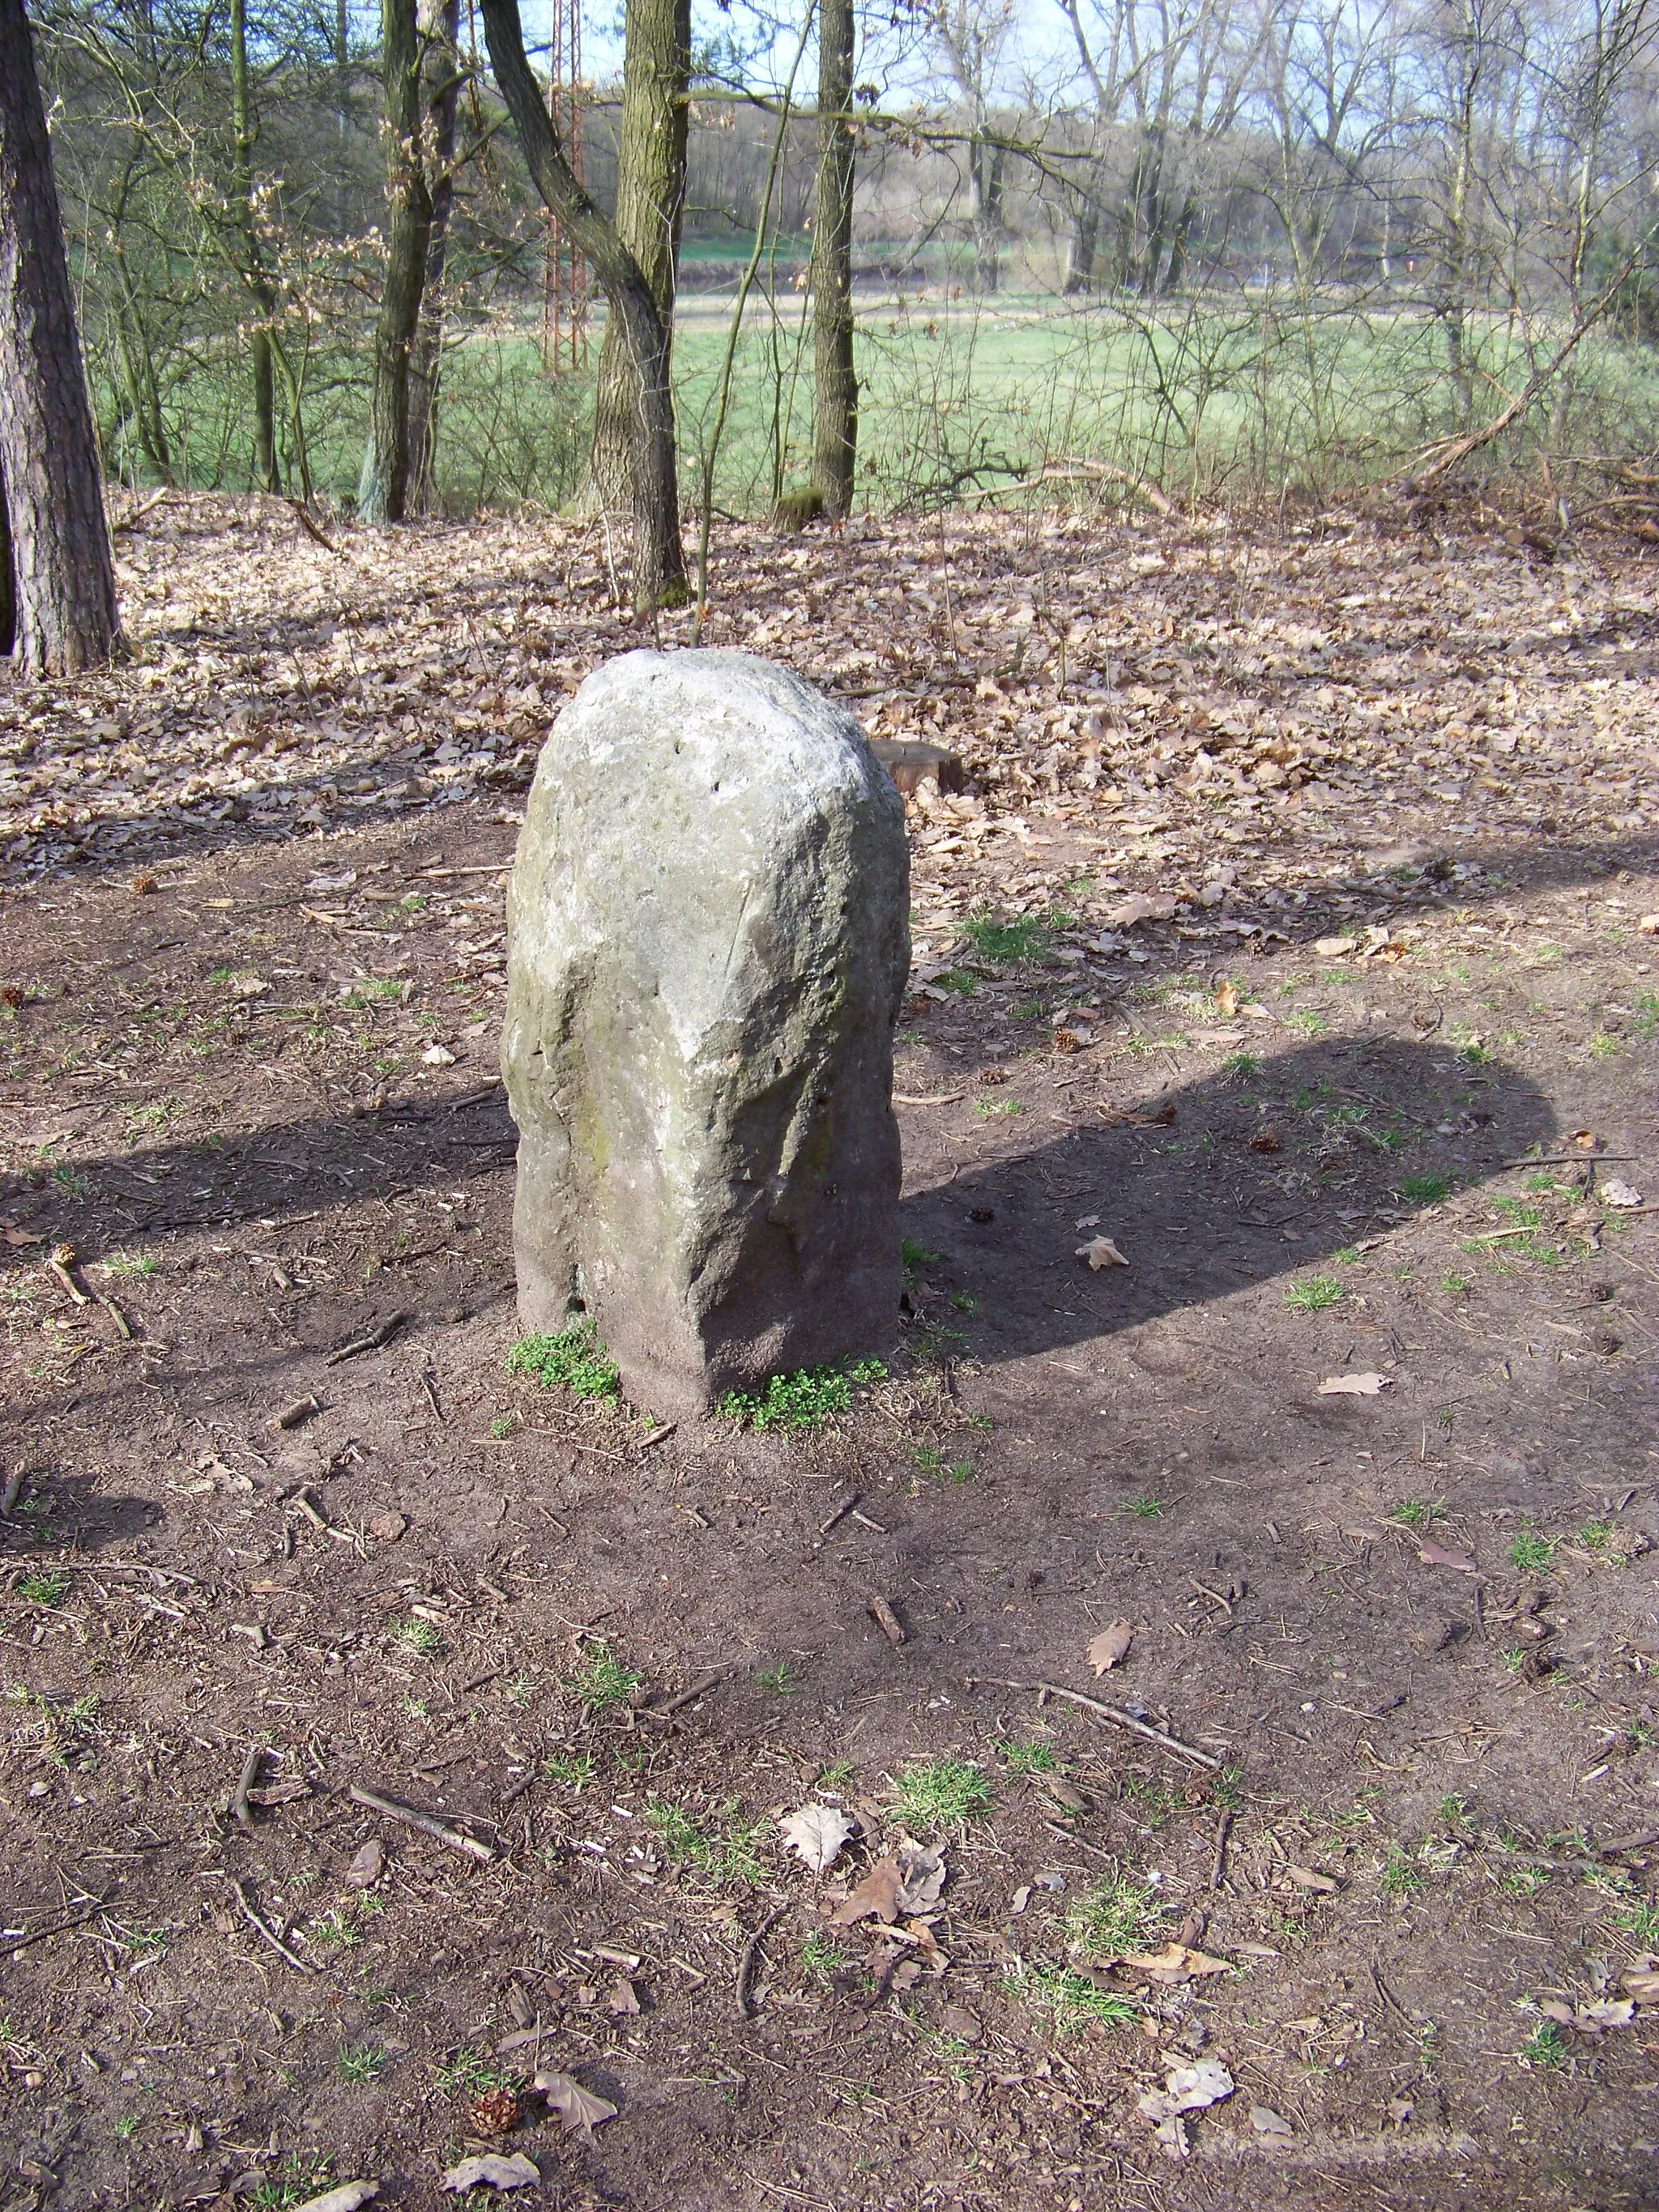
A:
<box><xmin>1313</xmin><ymin>934</ymin><xmax>1355</xmax><ymax>957</ymax></box>
<box><xmin>1623</xmin><ymin>1968</ymin><xmax>1659</xmax><ymax>2001</ymax></box>
<box><xmin>830</xmin><ymin>1852</ymin><xmax>904</xmax><ymax>1925</ymax></box>
<box><xmin>1317</xmin><ymin>1371</ymin><xmax>1392</xmax><ymax>1396</ymax></box>
<box><xmin>1075</xmin><ymin>1234</ymin><xmax>1129</xmax><ymax>1270</ymax></box>
<box><xmin>1599</xmin><ymin>1178</ymin><xmax>1644</xmax><ymax>1208</ymax></box>
<box><xmin>438</xmin><ymin>2153</ymin><xmax>539</xmax><ymax>2193</ymax></box>
<box><xmin>1117</xmin><ymin>1941</ymin><xmax>1232</xmax><ymax>1982</ymax></box>
<box><xmin>779</xmin><ymin>1801</ymin><xmax>855</xmax><ymax>1875</ymax></box>
<box><xmin>1086</xmin><ymin>1619</ymin><xmax>1135</xmax><ymax>1674</ymax></box>
<box><xmin>532</xmin><ymin>2070</ymin><xmax>618</xmax><ymax>2137</ymax></box>
<box><xmin>2</xmin><ymin>1225</ymin><xmax>47</xmax><ymax>1247</ymax></box>
<box><xmin>1251</xmin><ymin>2105</ymin><xmax>1294</xmax><ymax>2137</ymax></box>
<box><xmin>1282</xmin><ymin>1864</ymin><xmax>1339</xmax><ymax>1893</ymax></box>
<box><xmin>292</xmin><ymin>2187</ymin><xmax>379</xmax><ymax>2212</ymax></box>
<box><xmin>895</xmin><ymin>1841</ymin><xmax>947</xmax><ymax>1914</ymax></box>
<box><xmin>344</xmin><ymin>1839</ymin><xmax>384</xmax><ymax>1890</ymax></box>
<box><xmin>1138</xmin><ymin>2058</ymin><xmax>1235</xmax><ymax>2123</ymax></box>
<box><xmin>1418</xmin><ymin>1538</ymin><xmax>1478</xmax><ymax>1573</ymax></box>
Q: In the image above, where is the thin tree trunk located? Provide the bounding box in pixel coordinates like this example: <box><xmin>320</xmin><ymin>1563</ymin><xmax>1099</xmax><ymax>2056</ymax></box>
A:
<box><xmin>360</xmin><ymin>0</ymin><xmax>435</xmax><ymax>522</ymax></box>
<box><xmin>1063</xmin><ymin>202</ymin><xmax>1098</xmax><ymax>293</ymax></box>
<box><xmin>586</xmin><ymin>0</ymin><xmax>690</xmax><ymax>533</ymax></box>
<box><xmin>810</xmin><ymin>0</ymin><xmax>856</xmax><ymax>516</ymax></box>
<box><xmin>0</xmin><ymin>462</ymin><xmax>14</xmax><ymax>657</ymax></box>
<box><xmin>0</xmin><ymin>0</ymin><xmax>122</xmax><ymax>675</ymax></box>
<box><xmin>480</xmin><ymin>0</ymin><xmax>683</xmax><ymax>612</ymax></box>
<box><xmin>230</xmin><ymin>0</ymin><xmax>279</xmax><ymax>490</ymax></box>
<box><xmin>408</xmin><ymin>0</ymin><xmax>462</xmax><ymax>514</ymax></box>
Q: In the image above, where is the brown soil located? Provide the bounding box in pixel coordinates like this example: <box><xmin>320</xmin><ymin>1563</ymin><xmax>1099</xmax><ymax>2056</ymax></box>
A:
<box><xmin>3</xmin><ymin>497</ymin><xmax>1659</xmax><ymax>2212</ymax></box>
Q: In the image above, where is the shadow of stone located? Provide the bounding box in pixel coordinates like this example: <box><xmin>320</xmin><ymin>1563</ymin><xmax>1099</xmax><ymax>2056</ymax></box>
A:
<box><xmin>897</xmin><ymin>1035</ymin><xmax>1555</xmax><ymax>1368</ymax></box>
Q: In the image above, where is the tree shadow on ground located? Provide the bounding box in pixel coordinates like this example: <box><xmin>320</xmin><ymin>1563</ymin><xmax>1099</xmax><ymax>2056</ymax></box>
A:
<box><xmin>898</xmin><ymin>1035</ymin><xmax>1555</xmax><ymax>1366</ymax></box>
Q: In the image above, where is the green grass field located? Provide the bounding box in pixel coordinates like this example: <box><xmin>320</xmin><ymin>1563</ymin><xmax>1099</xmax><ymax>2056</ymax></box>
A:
<box><xmin>93</xmin><ymin>283</ymin><xmax>1659</xmax><ymax>518</ymax></box>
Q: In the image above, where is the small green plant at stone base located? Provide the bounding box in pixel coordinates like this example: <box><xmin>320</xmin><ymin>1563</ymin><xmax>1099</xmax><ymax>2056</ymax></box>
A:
<box><xmin>506</xmin><ymin>1320</ymin><xmax>621</xmax><ymax>1401</ymax></box>
<box><xmin>1508</xmin><ymin>1531</ymin><xmax>1556</xmax><ymax>1573</ymax></box>
<box><xmin>715</xmin><ymin>1359</ymin><xmax>885</xmax><ymax>1431</ymax></box>
<box><xmin>1010</xmin><ymin>1960</ymin><xmax>1139</xmax><ymax>2037</ymax></box>
<box><xmin>1065</xmin><ymin>1873</ymin><xmax>1166</xmax><ymax>1961</ymax></box>
<box><xmin>1286</xmin><ymin>1276</ymin><xmax>1343</xmax><ymax>1314</ymax></box>
<box><xmin>1401</xmin><ymin>1173</ymin><xmax>1455</xmax><ymax>1205</ymax></box>
<box><xmin>998</xmin><ymin>1739</ymin><xmax>1060</xmax><ymax>1775</ymax></box>
<box><xmin>1387</xmin><ymin>1498</ymin><xmax>1447</xmax><ymax>1530</ymax></box>
<box><xmin>1520</xmin><ymin>2020</ymin><xmax>1569</xmax><ymax>2069</ymax></box>
<box><xmin>337</xmin><ymin>2042</ymin><xmax>386</xmax><ymax>2085</ymax></box>
<box><xmin>566</xmin><ymin>1639</ymin><xmax>641</xmax><ymax>1714</ymax></box>
<box><xmin>890</xmin><ymin>1758</ymin><xmax>991</xmax><ymax>1831</ymax></box>
<box><xmin>14</xmin><ymin>1570</ymin><xmax>67</xmax><ymax>1606</ymax></box>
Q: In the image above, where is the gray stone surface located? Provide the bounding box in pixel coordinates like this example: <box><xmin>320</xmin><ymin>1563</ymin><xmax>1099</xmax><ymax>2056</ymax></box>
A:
<box><xmin>501</xmin><ymin>648</ymin><xmax>911</xmax><ymax>1417</ymax></box>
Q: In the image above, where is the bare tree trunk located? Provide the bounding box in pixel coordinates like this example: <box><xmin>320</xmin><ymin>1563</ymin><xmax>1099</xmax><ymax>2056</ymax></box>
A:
<box><xmin>360</xmin><ymin>0</ymin><xmax>435</xmax><ymax>522</ymax></box>
<box><xmin>587</xmin><ymin>0</ymin><xmax>690</xmax><ymax>543</ymax></box>
<box><xmin>480</xmin><ymin>0</ymin><xmax>683</xmax><ymax>612</ymax></box>
<box><xmin>231</xmin><ymin>0</ymin><xmax>279</xmax><ymax>490</ymax></box>
<box><xmin>0</xmin><ymin>462</ymin><xmax>14</xmax><ymax>657</ymax></box>
<box><xmin>811</xmin><ymin>0</ymin><xmax>856</xmax><ymax>516</ymax></box>
<box><xmin>0</xmin><ymin>0</ymin><xmax>122</xmax><ymax>675</ymax></box>
<box><xmin>1063</xmin><ymin>199</ymin><xmax>1098</xmax><ymax>293</ymax></box>
<box><xmin>408</xmin><ymin>0</ymin><xmax>462</xmax><ymax>514</ymax></box>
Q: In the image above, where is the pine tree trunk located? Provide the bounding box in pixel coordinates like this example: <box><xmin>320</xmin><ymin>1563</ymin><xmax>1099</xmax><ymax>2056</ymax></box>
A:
<box><xmin>586</xmin><ymin>0</ymin><xmax>689</xmax><ymax>564</ymax></box>
<box><xmin>360</xmin><ymin>0</ymin><xmax>434</xmax><ymax>523</ymax></box>
<box><xmin>480</xmin><ymin>0</ymin><xmax>683</xmax><ymax>612</ymax></box>
<box><xmin>408</xmin><ymin>0</ymin><xmax>462</xmax><ymax>515</ymax></box>
<box><xmin>0</xmin><ymin>0</ymin><xmax>122</xmax><ymax>675</ymax></box>
<box><xmin>810</xmin><ymin>0</ymin><xmax>857</xmax><ymax>518</ymax></box>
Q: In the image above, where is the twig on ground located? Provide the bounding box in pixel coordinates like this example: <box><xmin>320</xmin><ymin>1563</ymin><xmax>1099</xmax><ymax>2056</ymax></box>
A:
<box><xmin>736</xmin><ymin>1904</ymin><xmax>789</xmax><ymax>2019</ymax></box>
<box><xmin>868</xmin><ymin>1595</ymin><xmax>906</xmax><ymax>1645</ymax></box>
<box><xmin>1210</xmin><ymin>1808</ymin><xmax>1234</xmax><ymax>1889</ymax></box>
<box><xmin>348</xmin><ymin>1783</ymin><xmax>497</xmax><ymax>1863</ymax></box>
<box><xmin>229</xmin><ymin>1878</ymin><xmax>313</xmax><ymax>1971</ymax></box>
<box><xmin>273</xmin><ymin>1395</ymin><xmax>322</xmax><ymax>1432</ymax></box>
<box><xmin>0</xmin><ymin>1899</ymin><xmax>110</xmax><ymax>1955</ymax></box>
<box><xmin>639</xmin><ymin>1671</ymin><xmax>723</xmax><ymax>1725</ymax></box>
<box><xmin>979</xmin><ymin>1677</ymin><xmax>1222</xmax><ymax>1768</ymax></box>
<box><xmin>232</xmin><ymin>1743</ymin><xmax>264</xmax><ymax>1830</ymax></box>
<box><xmin>326</xmin><ymin>1312</ymin><xmax>408</xmax><ymax>1364</ymax></box>
<box><xmin>817</xmin><ymin>1491</ymin><xmax>860</xmax><ymax>1538</ymax></box>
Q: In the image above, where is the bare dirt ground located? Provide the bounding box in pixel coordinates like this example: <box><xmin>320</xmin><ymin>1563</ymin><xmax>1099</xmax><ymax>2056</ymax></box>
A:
<box><xmin>3</xmin><ymin>493</ymin><xmax>1659</xmax><ymax>2212</ymax></box>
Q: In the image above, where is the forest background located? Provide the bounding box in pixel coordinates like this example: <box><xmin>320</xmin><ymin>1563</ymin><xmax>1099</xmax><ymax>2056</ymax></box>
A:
<box><xmin>34</xmin><ymin>0</ymin><xmax>1659</xmax><ymax>535</ymax></box>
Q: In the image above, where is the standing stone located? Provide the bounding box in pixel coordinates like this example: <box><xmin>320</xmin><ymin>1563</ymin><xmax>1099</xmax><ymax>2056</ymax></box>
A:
<box><xmin>501</xmin><ymin>649</ymin><xmax>911</xmax><ymax>1417</ymax></box>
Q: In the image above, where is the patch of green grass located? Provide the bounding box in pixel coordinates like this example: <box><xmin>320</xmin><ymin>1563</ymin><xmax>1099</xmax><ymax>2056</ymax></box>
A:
<box><xmin>755</xmin><ymin>1661</ymin><xmax>800</xmax><ymax>1695</ymax></box>
<box><xmin>973</xmin><ymin>1096</ymin><xmax>1024</xmax><ymax>1118</ymax></box>
<box><xmin>1222</xmin><ymin>1051</ymin><xmax>1262</xmax><ymax>1079</ymax></box>
<box><xmin>1618</xmin><ymin>1899</ymin><xmax>1659</xmax><ymax>1946</ymax></box>
<box><xmin>1380</xmin><ymin>1849</ymin><xmax>1423</xmax><ymax>1898</ymax></box>
<box><xmin>998</xmin><ymin>1738</ymin><xmax>1060</xmax><ymax>1775</ymax></box>
<box><xmin>1065</xmin><ymin>1872</ymin><xmax>1166</xmax><ymax>1960</ymax></box>
<box><xmin>1011</xmin><ymin>1961</ymin><xmax>1139</xmax><ymax>2037</ymax></box>
<box><xmin>1124</xmin><ymin>1493</ymin><xmax>1162</xmax><ymax>1519</ymax></box>
<box><xmin>1401</xmin><ymin>1172</ymin><xmax>1454</xmax><ymax>1205</ymax></box>
<box><xmin>1441</xmin><ymin>1271</ymin><xmax>1472</xmax><ymax>1295</ymax></box>
<box><xmin>13</xmin><ymin>1570</ymin><xmax>67</xmax><ymax>1607</ymax></box>
<box><xmin>336</xmin><ymin>2043</ymin><xmax>386</xmax><ymax>2085</ymax></box>
<box><xmin>487</xmin><ymin>1413</ymin><xmax>514</xmax><ymax>1439</ymax></box>
<box><xmin>1579</xmin><ymin>1520</ymin><xmax>1614</xmax><ymax>1551</ymax></box>
<box><xmin>1438</xmin><ymin>1794</ymin><xmax>1473</xmax><ymax>1828</ymax></box>
<box><xmin>800</xmin><ymin>1929</ymin><xmax>847</xmax><ymax>1983</ymax></box>
<box><xmin>249</xmin><ymin>2156</ymin><xmax>335</xmax><ymax>2210</ymax></box>
<box><xmin>1387</xmin><ymin>1498</ymin><xmax>1447</xmax><ymax>1529</ymax></box>
<box><xmin>962</xmin><ymin>913</ymin><xmax>1052</xmax><ymax>964</ymax></box>
<box><xmin>544</xmin><ymin>1750</ymin><xmax>596</xmax><ymax>1788</ymax></box>
<box><xmin>1286</xmin><ymin>1275</ymin><xmax>1343</xmax><ymax>1313</ymax></box>
<box><xmin>890</xmin><ymin>1758</ymin><xmax>991</xmax><ymax>1832</ymax></box>
<box><xmin>49</xmin><ymin>1164</ymin><xmax>89</xmax><ymax>1196</ymax></box>
<box><xmin>1508</xmin><ymin>1532</ymin><xmax>1556</xmax><ymax>1573</ymax></box>
<box><xmin>949</xmin><ymin>1291</ymin><xmax>979</xmax><ymax>1314</ymax></box>
<box><xmin>932</xmin><ymin>969</ymin><xmax>978</xmax><ymax>996</ymax></box>
<box><xmin>393</xmin><ymin>1617</ymin><xmax>441</xmax><ymax>1656</ymax></box>
<box><xmin>1010</xmin><ymin>998</ymin><xmax>1045</xmax><ymax>1021</ymax></box>
<box><xmin>101</xmin><ymin>1251</ymin><xmax>159</xmax><ymax>1277</ymax></box>
<box><xmin>1520</xmin><ymin>2020</ymin><xmax>1569</xmax><ymax>2068</ymax></box>
<box><xmin>1589</xmin><ymin>1030</ymin><xmax>1621</xmax><ymax>1059</ymax></box>
<box><xmin>506</xmin><ymin>1319</ymin><xmax>621</xmax><ymax>1400</ymax></box>
<box><xmin>433</xmin><ymin>2047</ymin><xmax>515</xmax><ymax>2098</ymax></box>
<box><xmin>646</xmin><ymin>1796</ymin><xmax>770</xmax><ymax>1882</ymax></box>
<box><xmin>567</xmin><ymin>1639</ymin><xmax>641</xmax><ymax>1713</ymax></box>
<box><xmin>715</xmin><ymin>1359</ymin><xmax>885</xmax><ymax>1430</ymax></box>
<box><xmin>1286</xmin><ymin>1009</ymin><xmax>1328</xmax><ymax>1037</ymax></box>
<box><xmin>902</xmin><ymin>1239</ymin><xmax>941</xmax><ymax>1268</ymax></box>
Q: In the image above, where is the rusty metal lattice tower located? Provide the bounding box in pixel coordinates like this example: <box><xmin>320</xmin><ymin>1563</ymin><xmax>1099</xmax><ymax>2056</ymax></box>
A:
<box><xmin>540</xmin><ymin>0</ymin><xmax>588</xmax><ymax>372</ymax></box>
